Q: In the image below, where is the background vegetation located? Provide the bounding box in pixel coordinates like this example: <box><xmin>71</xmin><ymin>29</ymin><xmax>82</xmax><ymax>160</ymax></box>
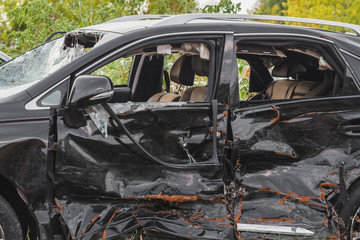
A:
<box><xmin>1</xmin><ymin>0</ymin><xmax>360</xmax><ymax>100</ymax></box>
<box><xmin>0</xmin><ymin>0</ymin><xmax>240</xmax><ymax>56</ymax></box>
<box><xmin>253</xmin><ymin>0</ymin><xmax>360</xmax><ymax>25</ymax></box>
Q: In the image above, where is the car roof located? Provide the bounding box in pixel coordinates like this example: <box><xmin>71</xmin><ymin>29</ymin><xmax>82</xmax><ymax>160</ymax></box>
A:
<box><xmin>79</xmin><ymin>14</ymin><xmax>360</xmax><ymax>36</ymax></box>
<box><xmin>75</xmin><ymin>14</ymin><xmax>360</xmax><ymax>58</ymax></box>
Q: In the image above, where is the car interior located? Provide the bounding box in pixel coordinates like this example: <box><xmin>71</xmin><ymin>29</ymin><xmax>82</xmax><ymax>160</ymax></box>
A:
<box><xmin>87</xmin><ymin>39</ymin><xmax>359</xmax><ymax>105</ymax></box>
<box><xmin>93</xmin><ymin>42</ymin><xmax>212</xmax><ymax>104</ymax></box>
<box><xmin>235</xmin><ymin>41</ymin><xmax>348</xmax><ymax>101</ymax></box>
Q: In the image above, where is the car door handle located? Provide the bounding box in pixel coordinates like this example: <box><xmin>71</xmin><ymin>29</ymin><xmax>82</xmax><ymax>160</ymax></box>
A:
<box><xmin>339</xmin><ymin>121</ymin><xmax>360</xmax><ymax>136</ymax></box>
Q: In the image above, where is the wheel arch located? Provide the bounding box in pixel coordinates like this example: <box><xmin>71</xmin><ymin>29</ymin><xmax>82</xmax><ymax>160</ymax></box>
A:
<box><xmin>0</xmin><ymin>175</ymin><xmax>38</xmax><ymax>238</ymax></box>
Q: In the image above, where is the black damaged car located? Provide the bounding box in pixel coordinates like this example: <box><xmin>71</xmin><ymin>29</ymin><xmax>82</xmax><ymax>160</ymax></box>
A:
<box><xmin>1</xmin><ymin>14</ymin><xmax>360</xmax><ymax>239</ymax></box>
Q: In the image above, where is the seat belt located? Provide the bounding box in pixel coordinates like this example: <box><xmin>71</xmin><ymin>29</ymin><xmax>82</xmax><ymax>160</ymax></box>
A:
<box><xmin>164</xmin><ymin>69</ymin><xmax>170</xmax><ymax>93</ymax></box>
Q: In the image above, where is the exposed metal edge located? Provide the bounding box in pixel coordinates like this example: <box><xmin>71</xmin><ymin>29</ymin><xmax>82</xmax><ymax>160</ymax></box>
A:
<box><xmin>154</xmin><ymin>14</ymin><xmax>360</xmax><ymax>36</ymax></box>
<box><xmin>234</xmin><ymin>33</ymin><xmax>334</xmax><ymax>43</ymax></box>
<box><xmin>340</xmin><ymin>48</ymin><xmax>360</xmax><ymax>61</ymax></box>
<box><xmin>237</xmin><ymin>223</ymin><xmax>315</xmax><ymax>237</ymax></box>
<box><xmin>77</xmin><ymin>31</ymin><xmax>233</xmax><ymax>76</ymax></box>
<box><xmin>25</xmin><ymin>77</ymin><xmax>68</xmax><ymax>111</ymax></box>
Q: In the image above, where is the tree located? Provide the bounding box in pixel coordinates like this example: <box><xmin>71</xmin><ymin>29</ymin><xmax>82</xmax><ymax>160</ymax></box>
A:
<box><xmin>252</xmin><ymin>0</ymin><xmax>287</xmax><ymax>16</ymax></box>
<box><xmin>285</xmin><ymin>0</ymin><xmax>360</xmax><ymax>25</ymax></box>
<box><xmin>146</xmin><ymin>0</ymin><xmax>197</xmax><ymax>14</ymax></box>
<box><xmin>0</xmin><ymin>0</ymin><xmax>198</xmax><ymax>56</ymax></box>
<box><xmin>202</xmin><ymin>0</ymin><xmax>241</xmax><ymax>14</ymax></box>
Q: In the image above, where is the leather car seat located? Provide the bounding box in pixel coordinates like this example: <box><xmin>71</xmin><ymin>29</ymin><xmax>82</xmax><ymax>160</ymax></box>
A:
<box><xmin>265</xmin><ymin>61</ymin><xmax>331</xmax><ymax>99</ymax></box>
<box><xmin>147</xmin><ymin>55</ymin><xmax>193</xmax><ymax>102</ymax></box>
<box><xmin>179</xmin><ymin>55</ymin><xmax>209</xmax><ymax>102</ymax></box>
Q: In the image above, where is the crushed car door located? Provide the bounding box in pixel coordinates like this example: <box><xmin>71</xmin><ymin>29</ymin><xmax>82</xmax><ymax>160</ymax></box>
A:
<box><xmin>52</xmin><ymin>37</ymin><xmax>234</xmax><ymax>239</ymax></box>
<box><xmin>229</xmin><ymin>51</ymin><xmax>360</xmax><ymax>238</ymax></box>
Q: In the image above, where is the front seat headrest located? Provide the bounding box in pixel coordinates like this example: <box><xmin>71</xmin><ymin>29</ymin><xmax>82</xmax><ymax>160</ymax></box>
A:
<box><xmin>272</xmin><ymin>61</ymin><xmax>306</xmax><ymax>78</ymax></box>
<box><xmin>170</xmin><ymin>55</ymin><xmax>194</xmax><ymax>86</ymax></box>
<box><xmin>191</xmin><ymin>55</ymin><xmax>209</xmax><ymax>77</ymax></box>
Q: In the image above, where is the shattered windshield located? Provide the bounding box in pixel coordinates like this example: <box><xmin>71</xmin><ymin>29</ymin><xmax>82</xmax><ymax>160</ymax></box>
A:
<box><xmin>0</xmin><ymin>31</ymin><xmax>120</xmax><ymax>100</ymax></box>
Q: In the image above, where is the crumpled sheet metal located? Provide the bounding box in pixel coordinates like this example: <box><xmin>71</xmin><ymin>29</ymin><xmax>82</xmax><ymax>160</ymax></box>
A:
<box><xmin>55</xmin><ymin>103</ymin><xmax>230</xmax><ymax>239</ymax></box>
<box><xmin>230</xmin><ymin>98</ymin><xmax>360</xmax><ymax>238</ymax></box>
<box><xmin>55</xmin><ymin>198</ymin><xmax>231</xmax><ymax>239</ymax></box>
<box><xmin>56</xmin><ymin>97</ymin><xmax>360</xmax><ymax>238</ymax></box>
<box><xmin>86</xmin><ymin>102</ymin><xmax>186</xmax><ymax>137</ymax></box>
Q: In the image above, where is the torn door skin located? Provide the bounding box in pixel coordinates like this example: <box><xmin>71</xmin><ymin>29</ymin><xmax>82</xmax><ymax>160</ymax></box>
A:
<box><xmin>54</xmin><ymin>98</ymin><xmax>360</xmax><ymax>239</ymax></box>
<box><xmin>230</xmin><ymin>97</ymin><xmax>360</xmax><ymax>239</ymax></box>
<box><xmin>54</xmin><ymin>102</ymin><xmax>234</xmax><ymax>239</ymax></box>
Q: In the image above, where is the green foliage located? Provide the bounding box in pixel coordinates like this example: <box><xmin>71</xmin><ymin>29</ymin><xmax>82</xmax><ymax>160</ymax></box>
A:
<box><xmin>253</xmin><ymin>0</ymin><xmax>360</xmax><ymax>27</ymax></box>
<box><xmin>237</xmin><ymin>59</ymin><xmax>253</xmax><ymax>100</ymax></box>
<box><xmin>146</xmin><ymin>0</ymin><xmax>197</xmax><ymax>14</ymax></box>
<box><xmin>252</xmin><ymin>0</ymin><xmax>287</xmax><ymax>15</ymax></box>
<box><xmin>0</xmin><ymin>0</ymin><xmax>196</xmax><ymax>56</ymax></box>
<box><xmin>202</xmin><ymin>0</ymin><xmax>241</xmax><ymax>14</ymax></box>
<box><xmin>92</xmin><ymin>57</ymin><xmax>133</xmax><ymax>86</ymax></box>
<box><xmin>285</xmin><ymin>0</ymin><xmax>360</xmax><ymax>26</ymax></box>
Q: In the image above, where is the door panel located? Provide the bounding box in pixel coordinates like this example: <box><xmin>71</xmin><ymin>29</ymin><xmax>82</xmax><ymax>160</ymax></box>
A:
<box><xmin>231</xmin><ymin>96</ymin><xmax>360</xmax><ymax>238</ymax></box>
<box><xmin>54</xmin><ymin>101</ymin><xmax>231</xmax><ymax>239</ymax></box>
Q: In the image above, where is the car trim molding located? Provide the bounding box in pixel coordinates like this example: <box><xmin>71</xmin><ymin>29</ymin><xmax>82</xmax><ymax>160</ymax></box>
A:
<box><xmin>234</xmin><ymin>33</ymin><xmax>334</xmax><ymax>43</ymax></box>
<box><xmin>25</xmin><ymin>77</ymin><xmax>69</xmax><ymax>110</ymax></box>
<box><xmin>237</xmin><ymin>223</ymin><xmax>315</xmax><ymax>237</ymax></box>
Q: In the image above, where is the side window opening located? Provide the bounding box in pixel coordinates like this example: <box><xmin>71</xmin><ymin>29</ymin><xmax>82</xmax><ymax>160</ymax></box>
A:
<box><xmin>88</xmin><ymin>42</ymin><xmax>211</xmax><ymax>103</ymax></box>
<box><xmin>235</xmin><ymin>41</ymin><xmax>359</xmax><ymax>101</ymax></box>
<box><xmin>134</xmin><ymin>43</ymin><xmax>210</xmax><ymax>103</ymax></box>
<box><xmin>91</xmin><ymin>56</ymin><xmax>133</xmax><ymax>86</ymax></box>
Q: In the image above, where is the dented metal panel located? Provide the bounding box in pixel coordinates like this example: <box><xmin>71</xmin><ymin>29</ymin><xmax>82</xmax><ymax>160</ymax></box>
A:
<box><xmin>54</xmin><ymin>102</ymin><xmax>231</xmax><ymax>239</ymax></box>
<box><xmin>230</xmin><ymin>96</ymin><xmax>360</xmax><ymax>238</ymax></box>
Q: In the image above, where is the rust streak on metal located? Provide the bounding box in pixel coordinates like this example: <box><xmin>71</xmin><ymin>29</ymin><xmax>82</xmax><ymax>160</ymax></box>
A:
<box><xmin>270</xmin><ymin>106</ymin><xmax>280</xmax><ymax>124</ymax></box>
<box><xmin>54</xmin><ymin>198</ymin><xmax>64</xmax><ymax>213</ymax></box>
<box><xmin>132</xmin><ymin>212</ymin><xmax>143</xmax><ymax>227</ymax></box>
<box><xmin>108</xmin><ymin>208</ymin><xmax>120</xmax><ymax>224</ymax></box>
<box><xmin>124</xmin><ymin>192</ymin><xmax>226</xmax><ymax>204</ymax></box>
<box><xmin>100</xmin><ymin>230</ymin><xmax>106</xmax><ymax>240</ymax></box>
<box><xmin>82</xmin><ymin>215</ymin><xmax>99</xmax><ymax>234</ymax></box>
<box><xmin>259</xmin><ymin>186</ymin><xmax>327</xmax><ymax>208</ymax></box>
<box><xmin>275</xmin><ymin>152</ymin><xmax>296</xmax><ymax>158</ymax></box>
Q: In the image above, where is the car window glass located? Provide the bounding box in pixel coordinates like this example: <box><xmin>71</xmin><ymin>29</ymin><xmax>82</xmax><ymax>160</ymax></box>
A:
<box><xmin>91</xmin><ymin>56</ymin><xmax>132</xmax><ymax>86</ymax></box>
<box><xmin>0</xmin><ymin>31</ymin><xmax>120</xmax><ymax>100</ymax></box>
<box><xmin>38</xmin><ymin>81</ymin><xmax>67</xmax><ymax>107</ymax></box>
<box><xmin>41</xmin><ymin>90</ymin><xmax>61</xmax><ymax>106</ymax></box>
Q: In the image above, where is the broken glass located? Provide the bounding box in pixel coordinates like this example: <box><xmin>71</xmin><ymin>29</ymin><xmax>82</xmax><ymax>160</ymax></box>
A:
<box><xmin>0</xmin><ymin>31</ymin><xmax>120</xmax><ymax>100</ymax></box>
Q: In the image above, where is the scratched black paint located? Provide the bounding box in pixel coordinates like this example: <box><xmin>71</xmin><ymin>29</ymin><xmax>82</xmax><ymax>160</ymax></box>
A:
<box><xmin>54</xmin><ymin>103</ymin><xmax>231</xmax><ymax>239</ymax></box>
<box><xmin>51</xmin><ymin>94</ymin><xmax>360</xmax><ymax>239</ymax></box>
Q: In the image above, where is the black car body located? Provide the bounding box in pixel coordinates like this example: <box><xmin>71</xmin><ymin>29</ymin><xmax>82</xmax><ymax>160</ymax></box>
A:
<box><xmin>1</xmin><ymin>14</ymin><xmax>360</xmax><ymax>239</ymax></box>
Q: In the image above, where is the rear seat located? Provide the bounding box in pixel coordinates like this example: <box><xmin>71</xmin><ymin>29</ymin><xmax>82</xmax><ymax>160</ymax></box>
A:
<box><xmin>265</xmin><ymin>61</ymin><xmax>331</xmax><ymax>99</ymax></box>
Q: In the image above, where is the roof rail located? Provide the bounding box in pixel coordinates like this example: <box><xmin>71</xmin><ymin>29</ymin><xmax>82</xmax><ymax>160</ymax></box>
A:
<box><xmin>154</xmin><ymin>13</ymin><xmax>360</xmax><ymax>36</ymax></box>
<box><xmin>105</xmin><ymin>14</ymin><xmax>169</xmax><ymax>23</ymax></box>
